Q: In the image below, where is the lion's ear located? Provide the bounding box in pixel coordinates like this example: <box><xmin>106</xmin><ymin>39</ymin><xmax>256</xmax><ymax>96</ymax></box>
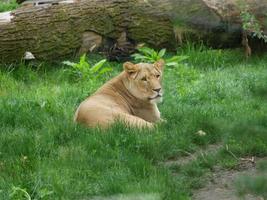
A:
<box><xmin>123</xmin><ymin>62</ymin><xmax>139</xmax><ymax>79</ymax></box>
<box><xmin>154</xmin><ymin>59</ymin><xmax>165</xmax><ymax>71</ymax></box>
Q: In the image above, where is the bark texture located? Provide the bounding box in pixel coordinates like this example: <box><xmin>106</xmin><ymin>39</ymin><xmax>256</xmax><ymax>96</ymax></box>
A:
<box><xmin>151</xmin><ymin>0</ymin><xmax>267</xmax><ymax>48</ymax></box>
<box><xmin>0</xmin><ymin>0</ymin><xmax>267</xmax><ymax>62</ymax></box>
<box><xmin>0</xmin><ymin>0</ymin><xmax>174</xmax><ymax>62</ymax></box>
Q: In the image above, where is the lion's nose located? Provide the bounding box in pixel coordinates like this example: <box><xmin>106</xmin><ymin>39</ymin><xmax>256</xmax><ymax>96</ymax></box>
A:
<box><xmin>153</xmin><ymin>88</ymin><xmax>161</xmax><ymax>93</ymax></box>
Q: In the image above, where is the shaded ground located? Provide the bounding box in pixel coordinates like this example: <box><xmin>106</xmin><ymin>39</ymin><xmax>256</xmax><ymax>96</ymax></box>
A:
<box><xmin>193</xmin><ymin>158</ymin><xmax>266</xmax><ymax>200</ymax></box>
<box><xmin>163</xmin><ymin>144</ymin><xmax>222</xmax><ymax>167</ymax></box>
<box><xmin>163</xmin><ymin>143</ymin><xmax>266</xmax><ymax>200</ymax></box>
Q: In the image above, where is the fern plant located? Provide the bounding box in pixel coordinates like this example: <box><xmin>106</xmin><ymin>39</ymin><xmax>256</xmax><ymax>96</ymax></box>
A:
<box><xmin>132</xmin><ymin>47</ymin><xmax>188</xmax><ymax>67</ymax></box>
<box><xmin>63</xmin><ymin>54</ymin><xmax>112</xmax><ymax>80</ymax></box>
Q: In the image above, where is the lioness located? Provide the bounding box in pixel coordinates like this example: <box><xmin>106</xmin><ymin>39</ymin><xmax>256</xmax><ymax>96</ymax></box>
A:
<box><xmin>74</xmin><ymin>59</ymin><xmax>165</xmax><ymax>128</ymax></box>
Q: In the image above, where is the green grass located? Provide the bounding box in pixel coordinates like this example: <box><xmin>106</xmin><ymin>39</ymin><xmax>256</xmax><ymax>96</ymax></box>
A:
<box><xmin>0</xmin><ymin>48</ymin><xmax>267</xmax><ymax>199</ymax></box>
<box><xmin>235</xmin><ymin>159</ymin><xmax>267</xmax><ymax>198</ymax></box>
<box><xmin>0</xmin><ymin>0</ymin><xmax>18</xmax><ymax>12</ymax></box>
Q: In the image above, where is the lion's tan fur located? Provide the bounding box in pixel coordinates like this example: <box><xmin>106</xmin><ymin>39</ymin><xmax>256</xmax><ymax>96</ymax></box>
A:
<box><xmin>74</xmin><ymin>60</ymin><xmax>165</xmax><ymax>128</ymax></box>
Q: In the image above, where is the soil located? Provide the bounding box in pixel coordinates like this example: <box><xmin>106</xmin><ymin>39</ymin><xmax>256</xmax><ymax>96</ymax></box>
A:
<box><xmin>192</xmin><ymin>158</ymin><xmax>266</xmax><ymax>200</ymax></box>
<box><xmin>163</xmin><ymin>144</ymin><xmax>265</xmax><ymax>200</ymax></box>
<box><xmin>163</xmin><ymin>144</ymin><xmax>222</xmax><ymax>167</ymax></box>
<box><xmin>89</xmin><ymin>144</ymin><xmax>265</xmax><ymax>200</ymax></box>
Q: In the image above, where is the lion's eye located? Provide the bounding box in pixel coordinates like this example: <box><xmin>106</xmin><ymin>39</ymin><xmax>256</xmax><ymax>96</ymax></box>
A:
<box><xmin>156</xmin><ymin>75</ymin><xmax>160</xmax><ymax>78</ymax></box>
<box><xmin>141</xmin><ymin>77</ymin><xmax>147</xmax><ymax>81</ymax></box>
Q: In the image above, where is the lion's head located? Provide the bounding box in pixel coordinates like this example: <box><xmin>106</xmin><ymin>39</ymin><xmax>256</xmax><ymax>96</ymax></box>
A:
<box><xmin>123</xmin><ymin>59</ymin><xmax>165</xmax><ymax>103</ymax></box>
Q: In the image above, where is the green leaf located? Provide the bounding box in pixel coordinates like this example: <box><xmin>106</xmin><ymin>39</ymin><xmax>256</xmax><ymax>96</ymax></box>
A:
<box><xmin>138</xmin><ymin>47</ymin><xmax>155</xmax><ymax>56</ymax></box>
<box><xmin>152</xmin><ymin>51</ymin><xmax>158</xmax><ymax>61</ymax></box>
<box><xmin>166</xmin><ymin>62</ymin><xmax>179</xmax><ymax>67</ymax></box>
<box><xmin>91</xmin><ymin>59</ymin><xmax>107</xmax><ymax>73</ymax></box>
<box><xmin>99</xmin><ymin>67</ymin><xmax>113</xmax><ymax>75</ymax></box>
<box><xmin>132</xmin><ymin>54</ymin><xmax>148</xmax><ymax>61</ymax></box>
<box><xmin>62</xmin><ymin>61</ymin><xmax>76</xmax><ymax>67</ymax></box>
<box><xmin>79</xmin><ymin>54</ymin><xmax>90</xmax><ymax>69</ymax></box>
<box><xmin>80</xmin><ymin>54</ymin><xmax>87</xmax><ymax>63</ymax></box>
<box><xmin>166</xmin><ymin>55</ymin><xmax>189</xmax><ymax>63</ymax></box>
<box><xmin>158</xmin><ymin>48</ymin><xmax>166</xmax><ymax>58</ymax></box>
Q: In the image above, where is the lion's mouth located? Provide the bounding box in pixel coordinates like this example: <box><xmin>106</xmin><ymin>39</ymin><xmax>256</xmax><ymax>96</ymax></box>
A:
<box><xmin>148</xmin><ymin>94</ymin><xmax>162</xmax><ymax>100</ymax></box>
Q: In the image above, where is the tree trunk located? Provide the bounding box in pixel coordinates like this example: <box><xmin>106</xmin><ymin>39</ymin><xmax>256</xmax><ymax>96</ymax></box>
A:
<box><xmin>0</xmin><ymin>0</ymin><xmax>174</xmax><ymax>62</ymax></box>
<box><xmin>150</xmin><ymin>0</ymin><xmax>267</xmax><ymax>48</ymax></box>
<box><xmin>0</xmin><ymin>0</ymin><xmax>267</xmax><ymax>63</ymax></box>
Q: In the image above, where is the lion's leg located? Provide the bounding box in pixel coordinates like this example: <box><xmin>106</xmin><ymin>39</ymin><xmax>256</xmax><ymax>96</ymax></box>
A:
<box><xmin>75</xmin><ymin>105</ymin><xmax>115</xmax><ymax>128</ymax></box>
<box><xmin>134</xmin><ymin>104</ymin><xmax>162</xmax><ymax>123</ymax></box>
<box><xmin>75</xmin><ymin>104</ymin><xmax>153</xmax><ymax>129</ymax></box>
<box><xmin>116</xmin><ymin>113</ymin><xmax>153</xmax><ymax>129</ymax></box>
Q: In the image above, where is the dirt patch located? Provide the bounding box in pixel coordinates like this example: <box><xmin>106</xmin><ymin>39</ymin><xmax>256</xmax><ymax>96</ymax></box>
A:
<box><xmin>192</xmin><ymin>158</ymin><xmax>266</xmax><ymax>200</ymax></box>
<box><xmin>163</xmin><ymin>144</ymin><xmax>222</xmax><ymax>167</ymax></box>
<box><xmin>162</xmin><ymin>143</ymin><xmax>265</xmax><ymax>200</ymax></box>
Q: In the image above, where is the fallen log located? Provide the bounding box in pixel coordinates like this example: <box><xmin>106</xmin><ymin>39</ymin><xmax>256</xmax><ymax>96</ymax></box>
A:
<box><xmin>0</xmin><ymin>0</ymin><xmax>267</xmax><ymax>63</ymax></box>
<box><xmin>0</xmin><ymin>0</ymin><xmax>174</xmax><ymax>62</ymax></box>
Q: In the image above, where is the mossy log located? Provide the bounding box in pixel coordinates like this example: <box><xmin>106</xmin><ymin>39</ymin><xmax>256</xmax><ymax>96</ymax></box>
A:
<box><xmin>152</xmin><ymin>0</ymin><xmax>267</xmax><ymax>49</ymax></box>
<box><xmin>0</xmin><ymin>0</ymin><xmax>267</xmax><ymax>63</ymax></box>
<box><xmin>0</xmin><ymin>0</ymin><xmax>174</xmax><ymax>62</ymax></box>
